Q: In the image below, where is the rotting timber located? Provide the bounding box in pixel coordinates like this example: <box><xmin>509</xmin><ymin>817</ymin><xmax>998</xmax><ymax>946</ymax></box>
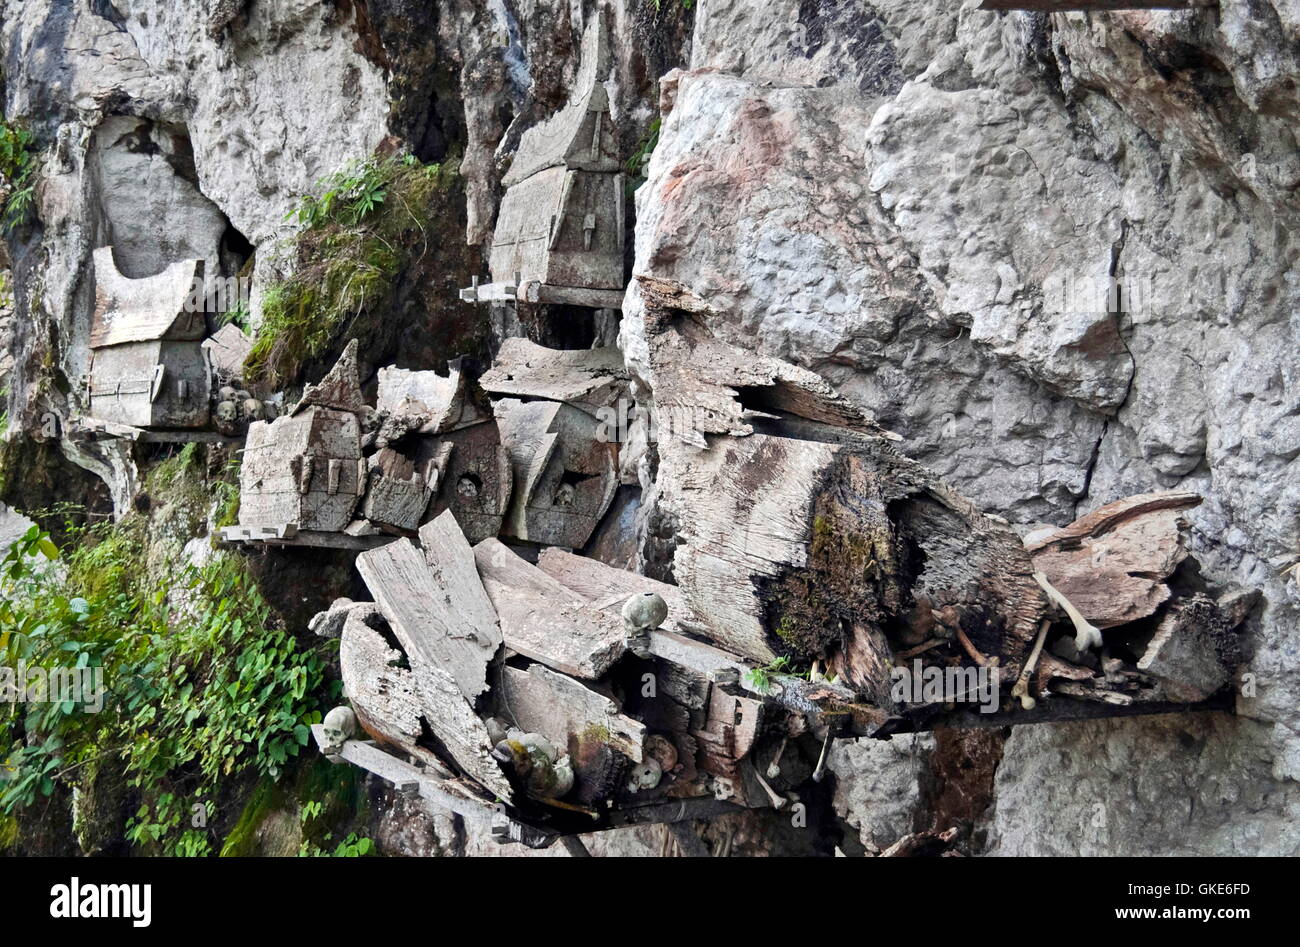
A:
<box><xmin>289</xmin><ymin>276</ymin><xmax>1253</xmax><ymax>851</ymax></box>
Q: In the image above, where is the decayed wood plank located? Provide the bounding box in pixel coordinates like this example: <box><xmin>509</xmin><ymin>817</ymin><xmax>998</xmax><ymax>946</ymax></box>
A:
<box><xmin>479</xmin><ymin>338</ymin><xmax>628</xmax><ymax>416</ymax></box>
<box><xmin>292</xmin><ymin>338</ymin><xmax>367</xmax><ymax>416</ymax></box>
<box><xmin>376</xmin><ymin>358</ymin><xmax>489</xmax><ymax>441</ymax></box>
<box><xmin>658</xmin><ymin>429</ymin><xmax>1046</xmax><ymax>703</ymax></box>
<box><xmin>499</xmin><ymin>663</ymin><xmax>645</xmax><ymax>762</ymax></box>
<box><xmin>537</xmin><ymin>548</ymin><xmax>883</xmax><ymax>724</ymax></box>
<box><xmin>356</xmin><ymin>535</ymin><xmax>499</xmax><ymax>700</ymax></box>
<box><xmin>473</xmin><ymin>538</ymin><xmax>625</xmax><ymax>678</ymax></box>
<box><xmin>636</xmin><ymin>276</ymin><xmax>887</xmax><ymax>447</ymax></box>
<box><xmin>1028</xmin><ymin>491</ymin><xmax>1201</xmax><ymax>628</ymax></box>
<box><xmin>339</xmin><ymin>608</ymin><xmax>427</xmax><ymax>753</ymax></box>
<box><xmin>418</xmin><ymin>510</ymin><xmax>503</xmax><ymax>653</ymax></box>
<box><xmin>1136</xmin><ymin>593</ymin><xmax>1245</xmax><ymax>702</ymax></box>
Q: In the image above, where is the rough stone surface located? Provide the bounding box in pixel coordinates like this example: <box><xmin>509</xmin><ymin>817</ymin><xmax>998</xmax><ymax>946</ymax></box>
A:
<box><xmin>829</xmin><ymin>734</ymin><xmax>934</xmax><ymax>851</ymax></box>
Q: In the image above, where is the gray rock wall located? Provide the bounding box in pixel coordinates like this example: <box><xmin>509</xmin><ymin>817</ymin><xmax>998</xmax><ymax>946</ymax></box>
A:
<box><xmin>2</xmin><ymin>0</ymin><xmax>1296</xmax><ymax>855</ymax></box>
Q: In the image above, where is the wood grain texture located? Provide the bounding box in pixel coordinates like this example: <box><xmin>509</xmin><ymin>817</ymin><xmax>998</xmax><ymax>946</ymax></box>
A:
<box><xmin>1028</xmin><ymin>491</ymin><xmax>1201</xmax><ymax>628</ymax></box>
<box><xmin>473</xmin><ymin>538</ymin><xmax>626</xmax><ymax>678</ymax></box>
<box><xmin>357</xmin><ymin>533</ymin><xmax>499</xmax><ymax>701</ymax></box>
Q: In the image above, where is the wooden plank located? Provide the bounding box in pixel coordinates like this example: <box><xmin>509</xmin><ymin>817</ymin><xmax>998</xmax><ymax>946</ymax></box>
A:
<box><xmin>311</xmin><ymin>725</ymin><xmax>502</xmax><ymax>828</ymax></box>
<box><xmin>500</xmin><ymin>663</ymin><xmax>645</xmax><ymax>762</ymax></box>
<box><xmin>473</xmin><ymin>538</ymin><xmax>625</xmax><ymax>678</ymax></box>
<box><xmin>219</xmin><ymin>525</ymin><xmax>393</xmax><ymax>550</ymax></box>
<box><xmin>519</xmin><ymin>281</ymin><xmax>626</xmax><ymax>310</ymax></box>
<box><xmin>1028</xmin><ymin>491</ymin><xmax>1201</xmax><ymax>628</ymax></box>
<box><xmin>417</xmin><ymin>510</ymin><xmax>503</xmax><ymax>652</ymax></box>
<box><xmin>357</xmin><ymin>535</ymin><xmax>500</xmax><ymax>700</ymax></box>
<box><xmin>479</xmin><ymin>337</ymin><xmax>627</xmax><ymax>414</ymax></box>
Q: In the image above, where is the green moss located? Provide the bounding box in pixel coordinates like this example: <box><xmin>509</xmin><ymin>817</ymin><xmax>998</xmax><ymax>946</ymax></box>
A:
<box><xmin>245</xmin><ymin>152</ymin><xmax>459</xmax><ymax>387</ymax></box>
<box><xmin>0</xmin><ymin>813</ymin><xmax>17</xmax><ymax>851</ymax></box>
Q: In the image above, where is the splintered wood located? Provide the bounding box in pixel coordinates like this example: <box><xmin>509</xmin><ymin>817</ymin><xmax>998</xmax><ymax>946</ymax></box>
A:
<box><xmin>1028</xmin><ymin>491</ymin><xmax>1200</xmax><ymax>628</ymax></box>
<box><xmin>357</xmin><ymin>512</ymin><xmax>501</xmax><ymax>700</ymax></box>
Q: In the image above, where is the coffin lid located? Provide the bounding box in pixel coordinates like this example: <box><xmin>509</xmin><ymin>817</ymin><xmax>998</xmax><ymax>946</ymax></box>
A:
<box><xmin>90</xmin><ymin>247</ymin><xmax>207</xmax><ymax>349</ymax></box>
<box><xmin>500</xmin><ymin>10</ymin><xmax>620</xmax><ymax>186</ymax></box>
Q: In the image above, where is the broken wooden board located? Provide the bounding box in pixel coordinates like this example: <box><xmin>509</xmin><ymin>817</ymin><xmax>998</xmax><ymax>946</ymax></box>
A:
<box><xmin>309</xmin><ymin>726</ymin><xmax>536</xmax><ymax>841</ymax></box>
<box><xmin>473</xmin><ymin>538</ymin><xmax>625</xmax><ymax>678</ymax></box>
<box><xmin>337</xmin><ymin>579</ymin><xmax>513</xmax><ymax>801</ymax></box>
<box><xmin>339</xmin><ymin>608</ymin><xmax>435</xmax><ymax>760</ymax></box>
<box><xmin>658</xmin><ymin>429</ymin><xmax>1046</xmax><ymax>703</ymax></box>
<box><xmin>417</xmin><ymin>510</ymin><xmax>503</xmax><ymax>653</ymax></box>
<box><xmin>636</xmin><ymin>276</ymin><xmax>888</xmax><ymax>447</ymax></box>
<box><xmin>495</xmin><ymin>398</ymin><xmax>619</xmax><ymax>549</ymax></box>
<box><xmin>376</xmin><ymin>359</ymin><xmax>489</xmax><ymax>440</ymax></box>
<box><xmin>499</xmin><ymin>662</ymin><xmax>645</xmax><ymax>762</ymax></box>
<box><xmin>1028</xmin><ymin>491</ymin><xmax>1201</xmax><ymax>628</ymax></box>
<box><xmin>90</xmin><ymin>247</ymin><xmax>206</xmax><ymax>347</ymax></box>
<box><xmin>1136</xmin><ymin>592</ymin><xmax>1247</xmax><ymax>702</ymax></box>
<box><xmin>479</xmin><ymin>338</ymin><xmax>628</xmax><ymax>417</ymax></box>
<box><xmin>535</xmin><ymin>547</ymin><xmax>697</xmax><ymax>632</ymax></box>
<box><xmin>420</xmin><ymin>420</ymin><xmax>513</xmax><ymax>543</ymax></box>
<box><xmin>356</xmin><ymin>531</ymin><xmax>500</xmax><ymax>701</ymax></box>
<box><xmin>361</xmin><ymin>447</ymin><xmax>435</xmax><ymax>530</ymax></box>
<box><xmin>536</xmin><ymin>546</ymin><xmax>882</xmax><ymax>726</ymax></box>
<box><xmin>291</xmin><ymin>338</ymin><xmax>367</xmax><ymax>417</ymax></box>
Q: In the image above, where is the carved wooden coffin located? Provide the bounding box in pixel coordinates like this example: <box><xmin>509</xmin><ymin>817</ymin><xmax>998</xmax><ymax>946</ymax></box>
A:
<box><xmin>464</xmin><ymin>11</ymin><xmax>624</xmax><ymax>306</ymax></box>
<box><xmin>495</xmin><ymin>398</ymin><xmax>619</xmax><ymax>549</ymax></box>
<box><xmin>238</xmin><ymin>406</ymin><xmax>365</xmax><ymax>532</ymax></box>
<box><xmin>87</xmin><ymin>247</ymin><xmax>210</xmax><ymax>429</ymax></box>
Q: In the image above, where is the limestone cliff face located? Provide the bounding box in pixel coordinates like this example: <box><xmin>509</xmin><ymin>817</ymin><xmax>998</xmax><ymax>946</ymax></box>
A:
<box><xmin>2</xmin><ymin>0</ymin><xmax>1297</xmax><ymax>855</ymax></box>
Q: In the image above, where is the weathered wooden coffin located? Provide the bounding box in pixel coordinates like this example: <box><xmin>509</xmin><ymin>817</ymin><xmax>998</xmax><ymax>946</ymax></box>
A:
<box><xmin>478</xmin><ymin>338</ymin><xmax>628</xmax><ymax>418</ymax></box>
<box><xmin>238</xmin><ymin>407</ymin><xmax>366</xmax><ymax>532</ymax></box>
<box><xmin>87</xmin><ymin>247</ymin><xmax>211</xmax><ymax>429</ymax></box>
<box><xmin>420</xmin><ymin>420</ymin><xmax>514</xmax><ymax>543</ymax></box>
<box><xmin>495</xmin><ymin>398</ymin><xmax>619</xmax><ymax>549</ymax></box>
<box><xmin>462</xmin><ymin>11</ymin><xmax>624</xmax><ymax>307</ymax></box>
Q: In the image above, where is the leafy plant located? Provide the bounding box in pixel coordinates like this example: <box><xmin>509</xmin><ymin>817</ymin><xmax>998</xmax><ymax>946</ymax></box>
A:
<box><xmin>246</xmin><ymin>152</ymin><xmax>456</xmax><ymax>386</ymax></box>
<box><xmin>0</xmin><ymin>518</ymin><xmax>335</xmax><ymax>855</ymax></box>
<box><xmin>0</xmin><ymin>121</ymin><xmax>38</xmax><ymax>230</ymax></box>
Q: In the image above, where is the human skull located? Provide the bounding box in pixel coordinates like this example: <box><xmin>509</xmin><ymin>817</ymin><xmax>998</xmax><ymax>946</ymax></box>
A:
<box><xmin>622</xmin><ymin>592</ymin><xmax>668</xmax><ymax>637</ymax></box>
<box><xmin>322</xmin><ymin>705</ymin><xmax>357</xmax><ymax>751</ymax></box>
<box><xmin>218</xmin><ymin>386</ymin><xmax>237</xmax><ymax>403</ymax></box>
<box><xmin>216</xmin><ymin>401</ymin><xmax>238</xmax><ymax>423</ymax></box>
<box><xmin>553</xmin><ymin>482</ymin><xmax>575</xmax><ymax>507</ymax></box>
<box><xmin>233</xmin><ymin>389</ymin><xmax>252</xmax><ymax>403</ymax></box>
<box><xmin>241</xmin><ymin>398</ymin><xmax>266</xmax><ymax>421</ymax></box>
<box><xmin>457</xmin><ymin>475</ymin><xmax>480</xmax><ymax>499</ymax></box>
<box><xmin>627</xmin><ymin>757</ymin><xmax>662</xmax><ymax>792</ymax></box>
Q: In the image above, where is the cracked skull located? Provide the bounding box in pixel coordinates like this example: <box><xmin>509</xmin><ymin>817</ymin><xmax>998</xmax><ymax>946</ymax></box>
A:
<box><xmin>215</xmin><ymin>401</ymin><xmax>238</xmax><ymax>424</ymax></box>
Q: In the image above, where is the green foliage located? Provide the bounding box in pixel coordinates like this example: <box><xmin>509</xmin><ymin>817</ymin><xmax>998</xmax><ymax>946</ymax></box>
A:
<box><xmin>625</xmin><ymin>117</ymin><xmax>661</xmax><ymax>196</ymax></box>
<box><xmin>742</xmin><ymin>656</ymin><xmax>798</xmax><ymax>695</ymax></box>
<box><xmin>0</xmin><ymin>120</ymin><xmax>38</xmax><ymax>230</ymax></box>
<box><xmin>245</xmin><ymin>152</ymin><xmax>456</xmax><ymax>386</ymax></box>
<box><xmin>0</xmin><ymin>519</ymin><xmax>336</xmax><ymax>855</ymax></box>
